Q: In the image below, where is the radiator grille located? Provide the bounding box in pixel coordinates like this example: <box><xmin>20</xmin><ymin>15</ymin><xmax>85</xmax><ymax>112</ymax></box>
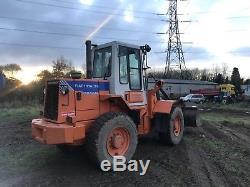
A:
<box><xmin>44</xmin><ymin>81</ymin><xmax>59</xmax><ymax>120</ymax></box>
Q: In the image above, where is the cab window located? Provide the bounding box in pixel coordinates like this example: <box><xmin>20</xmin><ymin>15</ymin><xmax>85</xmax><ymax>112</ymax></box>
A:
<box><xmin>129</xmin><ymin>50</ymin><xmax>141</xmax><ymax>90</ymax></box>
<box><xmin>119</xmin><ymin>46</ymin><xmax>142</xmax><ymax>90</ymax></box>
<box><xmin>119</xmin><ymin>46</ymin><xmax>128</xmax><ymax>84</ymax></box>
<box><xmin>93</xmin><ymin>47</ymin><xmax>112</xmax><ymax>78</ymax></box>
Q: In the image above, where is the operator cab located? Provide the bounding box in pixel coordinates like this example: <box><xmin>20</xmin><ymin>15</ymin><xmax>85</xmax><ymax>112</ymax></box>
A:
<box><xmin>89</xmin><ymin>41</ymin><xmax>151</xmax><ymax>106</ymax></box>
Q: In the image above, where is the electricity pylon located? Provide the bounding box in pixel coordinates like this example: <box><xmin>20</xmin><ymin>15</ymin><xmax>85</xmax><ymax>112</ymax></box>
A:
<box><xmin>165</xmin><ymin>0</ymin><xmax>186</xmax><ymax>79</ymax></box>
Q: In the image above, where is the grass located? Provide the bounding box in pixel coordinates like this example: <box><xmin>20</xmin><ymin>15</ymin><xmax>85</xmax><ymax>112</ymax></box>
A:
<box><xmin>0</xmin><ymin>146</ymin><xmax>59</xmax><ymax>175</ymax></box>
<box><xmin>0</xmin><ymin>99</ymin><xmax>40</xmax><ymax>108</ymax></box>
<box><xmin>0</xmin><ymin>104</ymin><xmax>41</xmax><ymax>123</ymax></box>
<box><xmin>201</xmin><ymin>112</ymin><xmax>250</xmax><ymax>125</ymax></box>
<box><xmin>189</xmin><ymin>136</ymin><xmax>249</xmax><ymax>178</ymax></box>
<box><xmin>0</xmin><ymin>101</ymin><xmax>44</xmax><ymax>173</ymax></box>
<box><xmin>203</xmin><ymin>102</ymin><xmax>250</xmax><ymax>112</ymax></box>
<box><xmin>190</xmin><ymin>110</ymin><xmax>250</xmax><ymax>184</ymax></box>
<box><xmin>0</xmin><ymin>101</ymin><xmax>249</xmax><ymax>183</ymax></box>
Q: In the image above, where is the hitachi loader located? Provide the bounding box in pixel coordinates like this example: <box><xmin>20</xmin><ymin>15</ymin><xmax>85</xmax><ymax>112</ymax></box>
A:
<box><xmin>32</xmin><ymin>40</ymin><xmax>199</xmax><ymax>167</ymax></box>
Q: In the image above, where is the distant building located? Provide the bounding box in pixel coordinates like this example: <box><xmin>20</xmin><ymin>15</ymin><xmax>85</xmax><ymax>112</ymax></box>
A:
<box><xmin>148</xmin><ymin>79</ymin><xmax>218</xmax><ymax>98</ymax></box>
<box><xmin>0</xmin><ymin>73</ymin><xmax>6</xmax><ymax>90</ymax></box>
<box><xmin>241</xmin><ymin>85</ymin><xmax>250</xmax><ymax>98</ymax></box>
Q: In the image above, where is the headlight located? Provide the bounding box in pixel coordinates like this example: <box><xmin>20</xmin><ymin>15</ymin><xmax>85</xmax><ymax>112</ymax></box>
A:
<box><xmin>61</xmin><ymin>86</ymin><xmax>69</xmax><ymax>95</ymax></box>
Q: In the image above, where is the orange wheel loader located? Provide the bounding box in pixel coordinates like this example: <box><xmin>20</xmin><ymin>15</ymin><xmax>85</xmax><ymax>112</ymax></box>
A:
<box><xmin>32</xmin><ymin>40</ymin><xmax>199</xmax><ymax>166</ymax></box>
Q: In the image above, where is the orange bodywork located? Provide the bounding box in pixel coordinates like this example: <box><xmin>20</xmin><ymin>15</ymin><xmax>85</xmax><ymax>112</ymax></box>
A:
<box><xmin>32</xmin><ymin>79</ymin><xmax>176</xmax><ymax>145</ymax></box>
<box><xmin>153</xmin><ymin>100</ymin><xmax>175</xmax><ymax>114</ymax></box>
<box><xmin>32</xmin><ymin>119</ymin><xmax>89</xmax><ymax>144</ymax></box>
<box><xmin>125</xmin><ymin>91</ymin><xmax>144</xmax><ymax>103</ymax></box>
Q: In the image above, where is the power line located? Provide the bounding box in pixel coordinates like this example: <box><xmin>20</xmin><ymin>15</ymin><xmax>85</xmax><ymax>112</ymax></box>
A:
<box><xmin>152</xmin><ymin>50</ymin><xmax>212</xmax><ymax>55</ymax></box>
<box><xmin>228</xmin><ymin>16</ymin><xmax>250</xmax><ymax>19</ymax></box>
<box><xmin>14</xmin><ymin>0</ymin><xmax>250</xmax><ymax>24</ymax></box>
<box><xmin>0</xmin><ymin>16</ymin><xmax>158</xmax><ymax>34</ymax></box>
<box><xmin>0</xmin><ymin>26</ymin><xmax>184</xmax><ymax>44</ymax></box>
<box><xmin>0</xmin><ymin>42</ymin><xmax>213</xmax><ymax>62</ymax></box>
<box><xmin>0</xmin><ymin>42</ymin><xmax>198</xmax><ymax>53</ymax></box>
<box><xmin>178</xmin><ymin>11</ymin><xmax>250</xmax><ymax>20</ymax></box>
<box><xmin>15</xmin><ymin>0</ymin><xmax>164</xmax><ymax>21</ymax></box>
<box><xmin>0</xmin><ymin>42</ymin><xmax>83</xmax><ymax>50</ymax></box>
<box><xmin>49</xmin><ymin>0</ymin><xmax>164</xmax><ymax>16</ymax></box>
<box><xmin>161</xmin><ymin>19</ymin><xmax>193</xmax><ymax>23</ymax></box>
<box><xmin>0</xmin><ymin>42</ymin><xmax>196</xmax><ymax>52</ymax></box>
<box><xmin>20</xmin><ymin>0</ymin><xmax>250</xmax><ymax>20</ymax></box>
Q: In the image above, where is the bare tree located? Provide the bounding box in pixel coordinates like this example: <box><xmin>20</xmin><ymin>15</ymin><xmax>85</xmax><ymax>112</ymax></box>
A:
<box><xmin>222</xmin><ymin>63</ymin><xmax>229</xmax><ymax>77</ymax></box>
<box><xmin>52</xmin><ymin>56</ymin><xmax>74</xmax><ymax>79</ymax></box>
<box><xmin>212</xmin><ymin>64</ymin><xmax>220</xmax><ymax>77</ymax></box>
<box><xmin>37</xmin><ymin>70</ymin><xmax>53</xmax><ymax>81</ymax></box>
<box><xmin>2</xmin><ymin>64</ymin><xmax>21</xmax><ymax>77</ymax></box>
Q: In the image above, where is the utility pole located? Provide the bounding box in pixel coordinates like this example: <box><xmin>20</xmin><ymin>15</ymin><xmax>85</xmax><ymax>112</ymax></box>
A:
<box><xmin>165</xmin><ymin>0</ymin><xmax>186</xmax><ymax>79</ymax></box>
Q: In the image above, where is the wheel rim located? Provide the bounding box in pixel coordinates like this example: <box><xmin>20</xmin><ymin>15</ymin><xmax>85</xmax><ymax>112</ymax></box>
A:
<box><xmin>106</xmin><ymin>127</ymin><xmax>130</xmax><ymax>156</ymax></box>
<box><xmin>173</xmin><ymin>116</ymin><xmax>181</xmax><ymax>136</ymax></box>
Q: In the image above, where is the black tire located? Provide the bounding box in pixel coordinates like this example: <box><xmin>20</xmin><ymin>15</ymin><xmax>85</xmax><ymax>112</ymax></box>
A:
<box><xmin>222</xmin><ymin>99</ymin><xmax>227</xmax><ymax>104</ymax></box>
<box><xmin>85</xmin><ymin>112</ymin><xmax>137</xmax><ymax>167</ymax></box>
<box><xmin>56</xmin><ymin>144</ymin><xmax>79</xmax><ymax>153</ymax></box>
<box><xmin>159</xmin><ymin>107</ymin><xmax>184</xmax><ymax>145</ymax></box>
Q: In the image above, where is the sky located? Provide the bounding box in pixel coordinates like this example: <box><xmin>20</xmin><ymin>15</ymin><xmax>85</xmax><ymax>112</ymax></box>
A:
<box><xmin>0</xmin><ymin>0</ymin><xmax>250</xmax><ymax>84</ymax></box>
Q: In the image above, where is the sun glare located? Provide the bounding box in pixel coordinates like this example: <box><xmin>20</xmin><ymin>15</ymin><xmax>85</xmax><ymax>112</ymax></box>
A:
<box><xmin>86</xmin><ymin>14</ymin><xmax>114</xmax><ymax>40</ymax></box>
<box><xmin>16</xmin><ymin>71</ymin><xmax>36</xmax><ymax>85</ymax></box>
<box><xmin>15</xmin><ymin>66</ymin><xmax>48</xmax><ymax>85</ymax></box>
<box><xmin>79</xmin><ymin>0</ymin><xmax>94</xmax><ymax>6</ymax></box>
<box><xmin>124</xmin><ymin>5</ymin><xmax>134</xmax><ymax>23</ymax></box>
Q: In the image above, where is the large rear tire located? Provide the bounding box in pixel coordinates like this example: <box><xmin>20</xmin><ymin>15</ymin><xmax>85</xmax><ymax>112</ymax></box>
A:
<box><xmin>56</xmin><ymin>144</ymin><xmax>82</xmax><ymax>153</ymax></box>
<box><xmin>85</xmin><ymin>112</ymin><xmax>137</xmax><ymax>167</ymax></box>
<box><xmin>159</xmin><ymin>107</ymin><xmax>184</xmax><ymax>145</ymax></box>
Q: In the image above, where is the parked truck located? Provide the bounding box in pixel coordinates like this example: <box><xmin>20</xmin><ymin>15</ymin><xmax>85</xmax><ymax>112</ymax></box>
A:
<box><xmin>191</xmin><ymin>84</ymin><xmax>236</xmax><ymax>104</ymax></box>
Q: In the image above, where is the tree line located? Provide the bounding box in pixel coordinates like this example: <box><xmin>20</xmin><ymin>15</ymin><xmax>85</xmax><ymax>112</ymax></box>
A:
<box><xmin>0</xmin><ymin>56</ymin><xmax>250</xmax><ymax>104</ymax></box>
<box><xmin>0</xmin><ymin>56</ymin><xmax>78</xmax><ymax>104</ymax></box>
<box><xmin>150</xmin><ymin>66</ymin><xmax>249</xmax><ymax>94</ymax></box>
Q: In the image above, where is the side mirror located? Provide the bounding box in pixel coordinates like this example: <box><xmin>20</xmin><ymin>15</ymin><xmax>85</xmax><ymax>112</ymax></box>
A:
<box><xmin>140</xmin><ymin>44</ymin><xmax>151</xmax><ymax>53</ymax></box>
<box><xmin>144</xmin><ymin>44</ymin><xmax>151</xmax><ymax>52</ymax></box>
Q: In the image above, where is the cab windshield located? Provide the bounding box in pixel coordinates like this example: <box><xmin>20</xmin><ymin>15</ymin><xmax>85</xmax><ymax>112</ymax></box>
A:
<box><xmin>93</xmin><ymin>47</ymin><xmax>112</xmax><ymax>78</ymax></box>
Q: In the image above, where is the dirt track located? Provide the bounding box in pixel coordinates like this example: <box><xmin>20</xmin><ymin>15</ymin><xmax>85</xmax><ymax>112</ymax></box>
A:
<box><xmin>0</xmin><ymin>109</ymin><xmax>250</xmax><ymax>187</ymax></box>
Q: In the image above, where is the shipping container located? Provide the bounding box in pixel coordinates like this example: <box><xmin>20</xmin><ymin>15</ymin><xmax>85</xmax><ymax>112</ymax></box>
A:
<box><xmin>148</xmin><ymin>79</ymin><xmax>217</xmax><ymax>98</ymax></box>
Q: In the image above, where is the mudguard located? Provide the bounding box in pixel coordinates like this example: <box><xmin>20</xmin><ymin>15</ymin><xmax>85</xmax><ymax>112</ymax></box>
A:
<box><xmin>182</xmin><ymin>106</ymin><xmax>201</xmax><ymax>127</ymax></box>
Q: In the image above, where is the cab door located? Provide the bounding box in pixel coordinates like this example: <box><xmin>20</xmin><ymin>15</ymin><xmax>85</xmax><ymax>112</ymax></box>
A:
<box><xmin>114</xmin><ymin>45</ymin><xmax>145</xmax><ymax>105</ymax></box>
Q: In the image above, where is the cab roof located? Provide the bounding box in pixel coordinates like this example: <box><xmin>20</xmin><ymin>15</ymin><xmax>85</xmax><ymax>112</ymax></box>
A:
<box><xmin>94</xmin><ymin>41</ymin><xmax>142</xmax><ymax>50</ymax></box>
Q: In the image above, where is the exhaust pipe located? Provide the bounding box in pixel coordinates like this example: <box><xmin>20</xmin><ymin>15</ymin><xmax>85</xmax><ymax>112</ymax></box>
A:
<box><xmin>85</xmin><ymin>40</ymin><xmax>92</xmax><ymax>79</ymax></box>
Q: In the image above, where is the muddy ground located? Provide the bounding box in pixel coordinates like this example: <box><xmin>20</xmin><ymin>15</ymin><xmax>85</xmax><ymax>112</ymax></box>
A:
<box><xmin>0</xmin><ymin>106</ymin><xmax>250</xmax><ymax>187</ymax></box>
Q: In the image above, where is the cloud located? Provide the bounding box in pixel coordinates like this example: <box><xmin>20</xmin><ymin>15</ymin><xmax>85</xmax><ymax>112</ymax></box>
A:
<box><xmin>178</xmin><ymin>0</ymin><xmax>250</xmax><ymax>77</ymax></box>
<box><xmin>184</xmin><ymin>46</ymin><xmax>213</xmax><ymax>61</ymax></box>
<box><xmin>123</xmin><ymin>5</ymin><xmax>134</xmax><ymax>23</ymax></box>
<box><xmin>79</xmin><ymin>0</ymin><xmax>94</xmax><ymax>6</ymax></box>
<box><xmin>0</xmin><ymin>0</ymin><xmax>250</xmax><ymax>80</ymax></box>
<box><xmin>231</xmin><ymin>47</ymin><xmax>250</xmax><ymax>57</ymax></box>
